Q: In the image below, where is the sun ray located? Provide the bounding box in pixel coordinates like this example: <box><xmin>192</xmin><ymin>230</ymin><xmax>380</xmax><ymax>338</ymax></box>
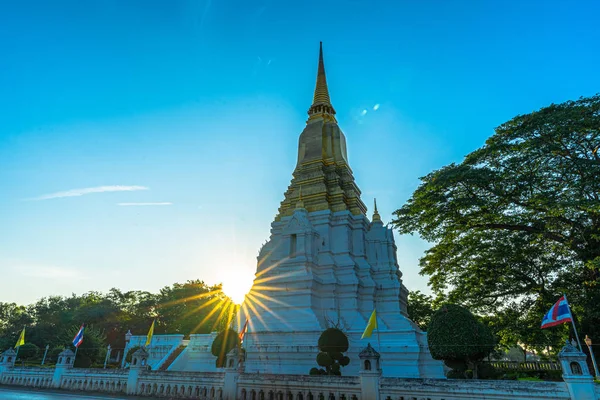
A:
<box><xmin>189</xmin><ymin>297</ymin><xmax>229</xmax><ymax>334</ymax></box>
<box><xmin>254</xmin><ymin>256</ymin><xmax>289</xmax><ymax>279</ymax></box>
<box><xmin>248</xmin><ymin>290</ymin><xmax>296</xmax><ymax>309</ymax></box>
<box><xmin>180</xmin><ymin>294</ymin><xmax>223</xmax><ymax>319</ymax></box>
<box><xmin>157</xmin><ymin>289</ymin><xmax>223</xmax><ymax>309</ymax></box>
<box><xmin>245</xmin><ymin>292</ymin><xmax>294</xmax><ymax>330</ymax></box>
<box><xmin>252</xmin><ymin>270</ymin><xmax>303</xmax><ymax>285</ymax></box>
<box><xmin>241</xmin><ymin>298</ymin><xmax>269</xmax><ymax>333</ymax></box>
<box><xmin>209</xmin><ymin>298</ymin><xmax>235</xmax><ymax>332</ymax></box>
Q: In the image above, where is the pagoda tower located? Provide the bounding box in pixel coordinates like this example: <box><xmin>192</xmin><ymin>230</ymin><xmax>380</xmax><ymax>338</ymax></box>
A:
<box><xmin>237</xmin><ymin>43</ymin><xmax>444</xmax><ymax>378</ymax></box>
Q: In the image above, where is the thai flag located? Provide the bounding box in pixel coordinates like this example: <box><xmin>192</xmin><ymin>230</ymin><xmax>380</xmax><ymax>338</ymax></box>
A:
<box><xmin>239</xmin><ymin>319</ymin><xmax>248</xmax><ymax>342</ymax></box>
<box><xmin>541</xmin><ymin>296</ymin><xmax>573</xmax><ymax>329</ymax></box>
<box><xmin>72</xmin><ymin>324</ymin><xmax>85</xmax><ymax>348</ymax></box>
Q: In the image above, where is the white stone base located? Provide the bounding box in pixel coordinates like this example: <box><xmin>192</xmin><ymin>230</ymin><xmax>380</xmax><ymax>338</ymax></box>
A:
<box><xmin>241</xmin><ymin>330</ymin><xmax>445</xmax><ymax>378</ymax></box>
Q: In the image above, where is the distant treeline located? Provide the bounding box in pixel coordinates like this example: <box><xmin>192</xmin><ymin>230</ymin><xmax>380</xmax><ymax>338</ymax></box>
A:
<box><xmin>0</xmin><ymin>280</ymin><xmax>236</xmax><ymax>366</ymax></box>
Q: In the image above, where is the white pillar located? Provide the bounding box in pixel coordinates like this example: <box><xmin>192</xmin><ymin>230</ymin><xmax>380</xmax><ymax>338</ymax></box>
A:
<box><xmin>52</xmin><ymin>349</ymin><xmax>75</xmax><ymax>388</ymax></box>
<box><xmin>223</xmin><ymin>347</ymin><xmax>244</xmax><ymax>400</ymax></box>
<box><xmin>558</xmin><ymin>340</ymin><xmax>597</xmax><ymax>400</ymax></box>
<box><xmin>359</xmin><ymin>343</ymin><xmax>381</xmax><ymax>400</ymax></box>
<box><xmin>127</xmin><ymin>347</ymin><xmax>149</xmax><ymax>395</ymax></box>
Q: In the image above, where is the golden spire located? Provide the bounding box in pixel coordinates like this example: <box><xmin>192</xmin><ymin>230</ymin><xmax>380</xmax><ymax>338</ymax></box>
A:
<box><xmin>372</xmin><ymin>198</ymin><xmax>381</xmax><ymax>222</ymax></box>
<box><xmin>307</xmin><ymin>42</ymin><xmax>336</xmax><ymax>122</ymax></box>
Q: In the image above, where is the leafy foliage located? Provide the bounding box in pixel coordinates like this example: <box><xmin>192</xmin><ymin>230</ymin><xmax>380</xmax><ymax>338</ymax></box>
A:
<box><xmin>0</xmin><ymin>280</ymin><xmax>235</xmax><ymax>367</ymax></box>
<box><xmin>393</xmin><ymin>94</ymin><xmax>600</xmax><ymax>357</ymax></box>
<box><xmin>18</xmin><ymin>343</ymin><xmax>39</xmax><ymax>362</ymax></box>
<box><xmin>58</xmin><ymin>325</ymin><xmax>107</xmax><ymax>368</ymax></box>
<box><xmin>211</xmin><ymin>329</ymin><xmax>240</xmax><ymax>368</ymax></box>
<box><xmin>428</xmin><ymin>304</ymin><xmax>494</xmax><ymax>378</ymax></box>
<box><xmin>407</xmin><ymin>290</ymin><xmax>437</xmax><ymax>331</ymax></box>
<box><xmin>311</xmin><ymin>328</ymin><xmax>350</xmax><ymax>375</ymax></box>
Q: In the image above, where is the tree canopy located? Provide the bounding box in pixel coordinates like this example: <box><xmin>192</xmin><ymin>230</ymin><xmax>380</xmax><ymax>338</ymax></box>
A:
<box><xmin>393</xmin><ymin>94</ymin><xmax>600</xmax><ymax>355</ymax></box>
<box><xmin>407</xmin><ymin>290</ymin><xmax>437</xmax><ymax>331</ymax></box>
<box><xmin>0</xmin><ymin>280</ymin><xmax>236</xmax><ymax>364</ymax></box>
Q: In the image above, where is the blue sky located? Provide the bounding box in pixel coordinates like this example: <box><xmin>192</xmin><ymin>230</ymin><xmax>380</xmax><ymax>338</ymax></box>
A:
<box><xmin>1</xmin><ymin>0</ymin><xmax>599</xmax><ymax>304</ymax></box>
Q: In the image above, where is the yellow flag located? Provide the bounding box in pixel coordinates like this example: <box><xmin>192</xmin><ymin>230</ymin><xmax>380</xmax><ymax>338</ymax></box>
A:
<box><xmin>361</xmin><ymin>310</ymin><xmax>377</xmax><ymax>339</ymax></box>
<box><xmin>15</xmin><ymin>327</ymin><xmax>25</xmax><ymax>348</ymax></box>
<box><xmin>145</xmin><ymin>320</ymin><xmax>155</xmax><ymax>347</ymax></box>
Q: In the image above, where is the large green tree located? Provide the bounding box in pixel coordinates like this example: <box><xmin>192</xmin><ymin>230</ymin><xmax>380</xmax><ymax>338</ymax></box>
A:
<box><xmin>407</xmin><ymin>290</ymin><xmax>437</xmax><ymax>331</ymax></box>
<box><xmin>393</xmin><ymin>94</ymin><xmax>600</xmax><ymax>354</ymax></box>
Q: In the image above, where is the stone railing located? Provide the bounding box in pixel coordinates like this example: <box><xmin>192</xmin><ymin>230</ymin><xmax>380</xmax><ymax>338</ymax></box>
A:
<box><xmin>135</xmin><ymin>370</ymin><xmax>225</xmax><ymax>398</ymax></box>
<box><xmin>0</xmin><ymin>367</ymin><xmax>53</xmax><ymax>388</ymax></box>
<box><xmin>58</xmin><ymin>368</ymin><xmax>128</xmax><ymax>393</ymax></box>
<box><xmin>380</xmin><ymin>378</ymin><xmax>571</xmax><ymax>400</ymax></box>
<box><xmin>490</xmin><ymin>361</ymin><xmax>562</xmax><ymax>371</ymax></box>
<box><xmin>0</xmin><ymin>343</ymin><xmax>597</xmax><ymax>400</ymax></box>
<box><xmin>237</xmin><ymin>373</ymin><xmax>362</xmax><ymax>400</ymax></box>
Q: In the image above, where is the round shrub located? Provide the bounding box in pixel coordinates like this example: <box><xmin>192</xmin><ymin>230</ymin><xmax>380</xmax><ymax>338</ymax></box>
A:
<box><xmin>211</xmin><ymin>329</ymin><xmax>241</xmax><ymax>368</ymax></box>
<box><xmin>428</xmin><ymin>304</ymin><xmax>494</xmax><ymax>376</ymax></box>
<box><xmin>339</xmin><ymin>356</ymin><xmax>350</xmax><ymax>367</ymax></box>
<box><xmin>316</xmin><ymin>352</ymin><xmax>333</xmax><ymax>367</ymax></box>
<box><xmin>318</xmin><ymin>328</ymin><xmax>349</xmax><ymax>353</ymax></box>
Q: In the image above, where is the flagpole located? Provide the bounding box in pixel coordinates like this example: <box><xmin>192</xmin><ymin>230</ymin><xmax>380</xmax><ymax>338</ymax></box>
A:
<box><xmin>374</xmin><ymin>309</ymin><xmax>382</xmax><ymax>353</ymax></box>
<box><xmin>41</xmin><ymin>344</ymin><xmax>49</xmax><ymax>365</ymax></box>
<box><xmin>74</xmin><ymin>346</ymin><xmax>79</xmax><ymax>364</ymax></box>
<box><xmin>564</xmin><ymin>293</ymin><xmax>583</xmax><ymax>352</ymax></box>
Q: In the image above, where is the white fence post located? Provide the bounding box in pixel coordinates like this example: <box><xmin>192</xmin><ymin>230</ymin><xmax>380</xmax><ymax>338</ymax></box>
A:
<box><xmin>558</xmin><ymin>340</ymin><xmax>597</xmax><ymax>400</ymax></box>
<box><xmin>359</xmin><ymin>343</ymin><xmax>382</xmax><ymax>400</ymax></box>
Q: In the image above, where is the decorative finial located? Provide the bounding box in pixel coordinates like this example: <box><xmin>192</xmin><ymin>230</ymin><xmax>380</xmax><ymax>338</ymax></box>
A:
<box><xmin>307</xmin><ymin>42</ymin><xmax>336</xmax><ymax>122</ymax></box>
<box><xmin>295</xmin><ymin>185</ymin><xmax>305</xmax><ymax>209</ymax></box>
<box><xmin>372</xmin><ymin>198</ymin><xmax>381</xmax><ymax>222</ymax></box>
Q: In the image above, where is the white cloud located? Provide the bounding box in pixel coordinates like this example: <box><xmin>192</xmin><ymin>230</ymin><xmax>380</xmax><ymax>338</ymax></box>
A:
<box><xmin>21</xmin><ymin>265</ymin><xmax>86</xmax><ymax>280</ymax></box>
<box><xmin>360</xmin><ymin>109</ymin><xmax>368</xmax><ymax>116</ymax></box>
<box><xmin>27</xmin><ymin>185</ymin><xmax>149</xmax><ymax>201</ymax></box>
<box><xmin>117</xmin><ymin>202</ymin><xmax>172</xmax><ymax>206</ymax></box>
<box><xmin>373</xmin><ymin>104</ymin><xmax>380</xmax><ymax>111</ymax></box>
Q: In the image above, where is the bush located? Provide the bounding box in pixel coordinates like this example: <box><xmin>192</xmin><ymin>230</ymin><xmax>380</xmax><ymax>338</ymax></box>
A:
<box><xmin>316</xmin><ymin>352</ymin><xmax>333</xmax><ymax>367</ymax></box>
<box><xmin>428</xmin><ymin>304</ymin><xmax>494</xmax><ymax>378</ymax></box>
<box><xmin>495</xmin><ymin>368</ymin><xmax>562</xmax><ymax>381</ymax></box>
<box><xmin>318</xmin><ymin>328</ymin><xmax>349</xmax><ymax>353</ymax></box>
<box><xmin>48</xmin><ymin>346</ymin><xmax>65</xmax><ymax>364</ymax></box>
<box><xmin>477</xmin><ymin>363</ymin><xmax>500</xmax><ymax>380</ymax></box>
<box><xmin>211</xmin><ymin>329</ymin><xmax>240</xmax><ymax>368</ymax></box>
<box><xmin>310</xmin><ymin>328</ymin><xmax>350</xmax><ymax>376</ymax></box>
<box><xmin>447</xmin><ymin>369</ymin><xmax>466</xmax><ymax>379</ymax></box>
<box><xmin>18</xmin><ymin>343</ymin><xmax>40</xmax><ymax>362</ymax></box>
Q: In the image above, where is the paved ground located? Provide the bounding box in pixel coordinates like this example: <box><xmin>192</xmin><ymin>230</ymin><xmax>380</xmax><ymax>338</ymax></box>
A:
<box><xmin>0</xmin><ymin>387</ymin><xmax>148</xmax><ymax>399</ymax></box>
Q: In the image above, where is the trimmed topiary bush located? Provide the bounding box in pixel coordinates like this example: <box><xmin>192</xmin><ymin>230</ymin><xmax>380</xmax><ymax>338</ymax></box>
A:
<box><xmin>310</xmin><ymin>328</ymin><xmax>350</xmax><ymax>375</ymax></box>
<box><xmin>427</xmin><ymin>304</ymin><xmax>494</xmax><ymax>379</ymax></box>
<box><xmin>211</xmin><ymin>329</ymin><xmax>241</xmax><ymax>368</ymax></box>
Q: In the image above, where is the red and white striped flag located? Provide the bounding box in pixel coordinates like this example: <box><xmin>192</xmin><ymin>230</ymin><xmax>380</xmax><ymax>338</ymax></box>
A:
<box><xmin>239</xmin><ymin>319</ymin><xmax>248</xmax><ymax>342</ymax></box>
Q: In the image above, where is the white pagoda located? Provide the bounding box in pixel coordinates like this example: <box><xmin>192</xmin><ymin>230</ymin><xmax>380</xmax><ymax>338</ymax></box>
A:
<box><xmin>234</xmin><ymin>43</ymin><xmax>444</xmax><ymax>378</ymax></box>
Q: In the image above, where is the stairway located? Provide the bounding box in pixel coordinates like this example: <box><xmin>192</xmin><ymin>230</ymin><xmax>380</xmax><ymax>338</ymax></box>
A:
<box><xmin>158</xmin><ymin>345</ymin><xmax>186</xmax><ymax>371</ymax></box>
